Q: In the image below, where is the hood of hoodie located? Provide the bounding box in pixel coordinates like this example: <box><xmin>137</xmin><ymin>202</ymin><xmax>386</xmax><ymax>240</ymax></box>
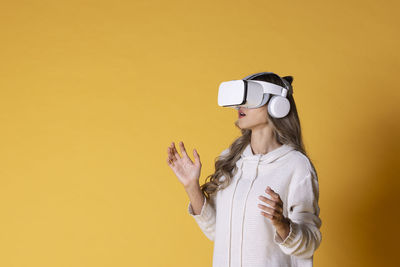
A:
<box><xmin>240</xmin><ymin>143</ymin><xmax>295</xmax><ymax>164</ymax></box>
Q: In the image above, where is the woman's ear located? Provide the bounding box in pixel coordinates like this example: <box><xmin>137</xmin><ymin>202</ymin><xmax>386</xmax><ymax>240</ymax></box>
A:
<box><xmin>282</xmin><ymin>76</ymin><xmax>293</xmax><ymax>85</ymax></box>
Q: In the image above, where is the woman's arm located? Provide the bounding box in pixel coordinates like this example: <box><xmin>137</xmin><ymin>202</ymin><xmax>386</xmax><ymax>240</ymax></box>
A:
<box><xmin>184</xmin><ymin>147</ymin><xmax>228</xmax><ymax>242</ymax></box>
<box><xmin>186</xmin><ymin>182</ymin><xmax>217</xmax><ymax>242</ymax></box>
<box><xmin>185</xmin><ymin>182</ymin><xmax>206</xmax><ymax>215</ymax></box>
<box><xmin>273</xmin><ymin>173</ymin><xmax>322</xmax><ymax>259</ymax></box>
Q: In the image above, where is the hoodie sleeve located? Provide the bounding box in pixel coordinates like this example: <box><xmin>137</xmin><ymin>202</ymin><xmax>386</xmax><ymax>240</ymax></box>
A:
<box><xmin>187</xmin><ymin>194</ymin><xmax>216</xmax><ymax>241</ymax></box>
<box><xmin>273</xmin><ymin>172</ymin><xmax>322</xmax><ymax>259</ymax></box>
<box><xmin>187</xmin><ymin>148</ymin><xmax>229</xmax><ymax>242</ymax></box>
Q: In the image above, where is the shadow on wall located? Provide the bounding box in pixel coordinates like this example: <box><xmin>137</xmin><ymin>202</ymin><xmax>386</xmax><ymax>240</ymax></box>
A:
<box><xmin>358</xmin><ymin>108</ymin><xmax>399</xmax><ymax>266</ymax></box>
<box><xmin>333</xmin><ymin>94</ymin><xmax>400</xmax><ymax>266</ymax></box>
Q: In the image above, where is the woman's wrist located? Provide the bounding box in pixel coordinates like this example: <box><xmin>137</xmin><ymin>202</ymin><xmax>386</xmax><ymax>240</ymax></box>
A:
<box><xmin>276</xmin><ymin>218</ymin><xmax>291</xmax><ymax>240</ymax></box>
<box><xmin>184</xmin><ymin>180</ymin><xmax>201</xmax><ymax>192</ymax></box>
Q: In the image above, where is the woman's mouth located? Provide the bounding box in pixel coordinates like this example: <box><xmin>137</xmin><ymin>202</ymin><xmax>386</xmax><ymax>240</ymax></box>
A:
<box><xmin>238</xmin><ymin>111</ymin><xmax>246</xmax><ymax>118</ymax></box>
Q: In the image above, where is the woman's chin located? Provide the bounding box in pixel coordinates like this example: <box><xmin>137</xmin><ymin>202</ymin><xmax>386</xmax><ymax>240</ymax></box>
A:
<box><xmin>238</xmin><ymin>122</ymin><xmax>249</xmax><ymax>130</ymax></box>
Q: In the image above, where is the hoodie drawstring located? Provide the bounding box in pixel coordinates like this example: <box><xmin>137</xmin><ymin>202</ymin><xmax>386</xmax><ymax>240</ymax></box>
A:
<box><xmin>240</xmin><ymin>155</ymin><xmax>261</xmax><ymax>266</ymax></box>
<box><xmin>228</xmin><ymin>156</ymin><xmax>261</xmax><ymax>267</ymax></box>
<box><xmin>228</xmin><ymin>159</ymin><xmax>244</xmax><ymax>267</ymax></box>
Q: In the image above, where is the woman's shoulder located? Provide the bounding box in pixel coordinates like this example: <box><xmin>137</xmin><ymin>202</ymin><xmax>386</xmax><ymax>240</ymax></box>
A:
<box><xmin>286</xmin><ymin>149</ymin><xmax>317</xmax><ymax>181</ymax></box>
<box><xmin>286</xmin><ymin>149</ymin><xmax>312</xmax><ymax>166</ymax></box>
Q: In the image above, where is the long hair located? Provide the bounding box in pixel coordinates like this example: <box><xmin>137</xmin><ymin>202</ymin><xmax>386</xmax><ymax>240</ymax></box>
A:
<box><xmin>200</xmin><ymin>73</ymin><xmax>318</xmax><ymax>201</ymax></box>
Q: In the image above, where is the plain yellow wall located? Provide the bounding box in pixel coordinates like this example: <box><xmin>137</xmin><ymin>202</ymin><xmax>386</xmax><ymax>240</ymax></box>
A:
<box><xmin>0</xmin><ymin>0</ymin><xmax>399</xmax><ymax>266</ymax></box>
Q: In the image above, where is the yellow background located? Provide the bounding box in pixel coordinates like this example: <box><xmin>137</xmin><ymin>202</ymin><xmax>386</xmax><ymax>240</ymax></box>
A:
<box><xmin>0</xmin><ymin>0</ymin><xmax>399</xmax><ymax>266</ymax></box>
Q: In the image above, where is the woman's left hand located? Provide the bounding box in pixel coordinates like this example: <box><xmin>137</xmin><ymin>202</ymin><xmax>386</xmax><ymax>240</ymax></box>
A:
<box><xmin>258</xmin><ymin>186</ymin><xmax>290</xmax><ymax>236</ymax></box>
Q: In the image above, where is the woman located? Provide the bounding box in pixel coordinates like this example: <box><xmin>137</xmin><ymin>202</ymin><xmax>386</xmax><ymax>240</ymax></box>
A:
<box><xmin>166</xmin><ymin>72</ymin><xmax>322</xmax><ymax>267</ymax></box>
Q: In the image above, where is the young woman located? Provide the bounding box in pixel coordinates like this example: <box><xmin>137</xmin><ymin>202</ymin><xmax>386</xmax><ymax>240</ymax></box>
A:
<box><xmin>166</xmin><ymin>72</ymin><xmax>322</xmax><ymax>267</ymax></box>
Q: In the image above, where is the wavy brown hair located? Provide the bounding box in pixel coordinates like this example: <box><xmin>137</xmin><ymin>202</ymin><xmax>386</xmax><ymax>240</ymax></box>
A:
<box><xmin>200</xmin><ymin>73</ymin><xmax>318</xmax><ymax>202</ymax></box>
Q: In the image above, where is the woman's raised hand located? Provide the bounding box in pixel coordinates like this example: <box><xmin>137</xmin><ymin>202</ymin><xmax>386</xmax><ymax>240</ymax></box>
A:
<box><xmin>166</xmin><ymin>141</ymin><xmax>202</xmax><ymax>188</ymax></box>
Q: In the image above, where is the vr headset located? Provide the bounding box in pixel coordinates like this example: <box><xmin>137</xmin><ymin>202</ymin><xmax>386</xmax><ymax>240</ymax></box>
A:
<box><xmin>217</xmin><ymin>72</ymin><xmax>293</xmax><ymax>118</ymax></box>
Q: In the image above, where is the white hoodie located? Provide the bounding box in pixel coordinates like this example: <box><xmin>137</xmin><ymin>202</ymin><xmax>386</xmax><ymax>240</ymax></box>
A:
<box><xmin>188</xmin><ymin>143</ymin><xmax>322</xmax><ymax>267</ymax></box>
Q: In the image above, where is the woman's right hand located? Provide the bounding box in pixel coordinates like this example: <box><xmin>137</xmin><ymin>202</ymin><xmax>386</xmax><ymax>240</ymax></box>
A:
<box><xmin>166</xmin><ymin>141</ymin><xmax>202</xmax><ymax>189</ymax></box>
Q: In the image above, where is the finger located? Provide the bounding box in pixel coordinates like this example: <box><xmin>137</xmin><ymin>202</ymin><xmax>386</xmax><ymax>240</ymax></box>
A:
<box><xmin>168</xmin><ymin>146</ymin><xmax>177</xmax><ymax>162</ymax></box>
<box><xmin>193</xmin><ymin>148</ymin><xmax>201</xmax><ymax>166</ymax></box>
<box><xmin>260</xmin><ymin>210</ymin><xmax>284</xmax><ymax>223</ymax></box>
<box><xmin>179</xmin><ymin>141</ymin><xmax>190</xmax><ymax>159</ymax></box>
<box><xmin>166</xmin><ymin>157</ymin><xmax>175</xmax><ymax>167</ymax></box>
<box><xmin>171</xmin><ymin>142</ymin><xmax>181</xmax><ymax>160</ymax></box>
<box><xmin>265</xmin><ymin>191</ymin><xmax>283</xmax><ymax>208</ymax></box>
<box><xmin>167</xmin><ymin>145</ymin><xmax>172</xmax><ymax>158</ymax></box>
<box><xmin>257</xmin><ymin>203</ymin><xmax>276</xmax><ymax>215</ymax></box>
<box><xmin>166</xmin><ymin>152</ymin><xmax>175</xmax><ymax>166</ymax></box>
<box><xmin>257</xmin><ymin>203</ymin><xmax>282</xmax><ymax>216</ymax></box>
<box><xmin>260</xmin><ymin>211</ymin><xmax>274</xmax><ymax>220</ymax></box>
<box><xmin>258</xmin><ymin>195</ymin><xmax>282</xmax><ymax>209</ymax></box>
<box><xmin>266</xmin><ymin>186</ymin><xmax>281</xmax><ymax>200</ymax></box>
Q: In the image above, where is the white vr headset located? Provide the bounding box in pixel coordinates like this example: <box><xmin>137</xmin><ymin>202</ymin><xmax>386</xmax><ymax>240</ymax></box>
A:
<box><xmin>217</xmin><ymin>72</ymin><xmax>293</xmax><ymax>118</ymax></box>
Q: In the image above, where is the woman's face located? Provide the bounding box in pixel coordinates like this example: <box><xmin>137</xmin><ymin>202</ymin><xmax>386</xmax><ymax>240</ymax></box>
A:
<box><xmin>237</xmin><ymin>104</ymin><xmax>270</xmax><ymax>130</ymax></box>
